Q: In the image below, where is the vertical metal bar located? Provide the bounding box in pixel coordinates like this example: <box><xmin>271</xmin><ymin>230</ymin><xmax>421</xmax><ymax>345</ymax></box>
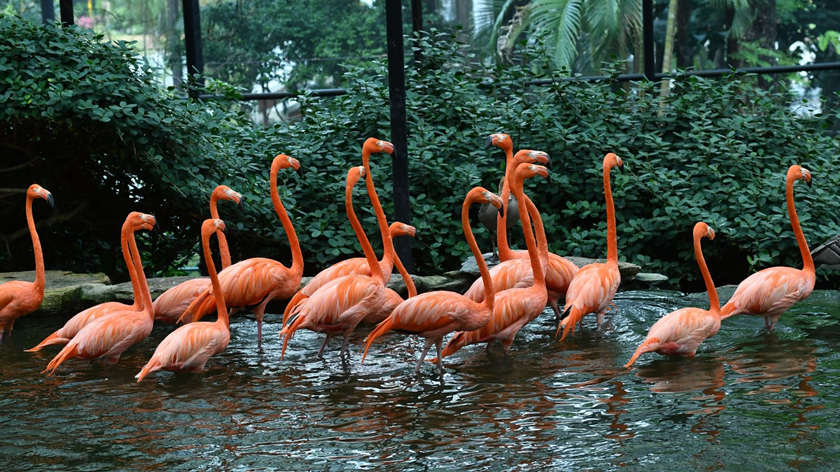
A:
<box><xmin>642</xmin><ymin>0</ymin><xmax>655</xmax><ymax>80</ymax></box>
<box><xmin>59</xmin><ymin>0</ymin><xmax>73</xmax><ymax>26</ymax></box>
<box><xmin>385</xmin><ymin>0</ymin><xmax>414</xmax><ymax>271</ymax></box>
<box><xmin>411</xmin><ymin>0</ymin><xmax>423</xmax><ymax>65</ymax></box>
<box><xmin>182</xmin><ymin>0</ymin><xmax>204</xmax><ymax>96</ymax></box>
<box><xmin>41</xmin><ymin>0</ymin><xmax>55</xmax><ymax>23</ymax></box>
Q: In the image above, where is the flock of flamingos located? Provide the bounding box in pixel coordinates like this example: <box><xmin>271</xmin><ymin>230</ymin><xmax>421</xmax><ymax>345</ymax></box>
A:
<box><xmin>0</xmin><ymin>134</ymin><xmax>817</xmax><ymax>382</ymax></box>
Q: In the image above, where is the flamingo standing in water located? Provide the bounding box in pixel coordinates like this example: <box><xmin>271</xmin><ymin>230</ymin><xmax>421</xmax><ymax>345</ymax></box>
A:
<box><xmin>441</xmin><ymin>163</ymin><xmax>550</xmax><ymax>358</ymax></box>
<box><xmin>0</xmin><ymin>184</ymin><xmax>53</xmax><ymax>341</ymax></box>
<box><xmin>720</xmin><ymin>165</ymin><xmax>815</xmax><ymax>330</ymax></box>
<box><xmin>558</xmin><ymin>152</ymin><xmax>624</xmax><ymax>340</ymax></box>
<box><xmin>280</xmin><ymin>166</ymin><xmax>393</xmax><ymax>358</ymax></box>
<box><xmin>362</xmin><ymin>187</ymin><xmax>503</xmax><ymax>377</ymax></box>
<box><xmin>42</xmin><ymin>214</ymin><xmax>157</xmax><ymax>374</ymax></box>
<box><xmin>625</xmin><ymin>222</ymin><xmax>721</xmax><ymax>368</ymax></box>
<box><xmin>26</xmin><ymin>212</ymin><xmax>155</xmax><ymax>352</ymax></box>
<box><xmin>153</xmin><ymin>185</ymin><xmax>241</xmax><ymax>324</ymax></box>
<box><xmin>179</xmin><ymin>154</ymin><xmax>303</xmax><ymax>350</ymax></box>
<box><xmin>136</xmin><ymin>219</ymin><xmax>231</xmax><ymax>382</ymax></box>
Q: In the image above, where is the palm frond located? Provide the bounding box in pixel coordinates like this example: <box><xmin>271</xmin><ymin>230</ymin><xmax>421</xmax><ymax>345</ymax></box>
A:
<box><xmin>530</xmin><ymin>0</ymin><xmax>584</xmax><ymax>70</ymax></box>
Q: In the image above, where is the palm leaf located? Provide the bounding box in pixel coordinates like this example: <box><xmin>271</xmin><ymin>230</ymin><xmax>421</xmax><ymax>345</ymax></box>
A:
<box><xmin>530</xmin><ymin>0</ymin><xmax>584</xmax><ymax>70</ymax></box>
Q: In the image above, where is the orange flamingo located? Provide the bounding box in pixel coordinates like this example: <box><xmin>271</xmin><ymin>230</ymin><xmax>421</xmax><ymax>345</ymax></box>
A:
<box><xmin>26</xmin><ymin>212</ymin><xmax>155</xmax><ymax>352</ymax></box>
<box><xmin>42</xmin><ymin>214</ymin><xmax>157</xmax><ymax>374</ymax></box>
<box><xmin>153</xmin><ymin>185</ymin><xmax>241</xmax><ymax>324</ymax></box>
<box><xmin>558</xmin><ymin>152</ymin><xmax>624</xmax><ymax>340</ymax></box>
<box><xmin>625</xmin><ymin>222</ymin><xmax>721</xmax><ymax>368</ymax></box>
<box><xmin>720</xmin><ymin>165</ymin><xmax>815</xmax><ymax>330</ymax></box>
<box><xmin>0</xmin><ymin>184</ymin><xmax>53</xmax><ymax>340</ymax></box>
<box><xmin>280</xmin><ymin>166</ymin><xmax>392</xmax><ymax>358</ymax></box>
<box><xmin>179</xmin><ymin>154</ymin><xmax>303</xmax><ymax>350</ymax></box>
<box><xmin>441</xmin><ymin>163</ymin><xmax>550</xmax><ymax>358</ymax></box>
<box><xmin>361</xmin><ymin>187</ymin><xmax>503</xmax><ymax>377</ymax></box>
<box><xmin>478</xmin><ymin>133</ymin><xmax>515</xmax><ymax>257</ymax></box>
<box><xmin>136</xmin><ymin>219</ymin><xmax>231</xmax><ymax>382</ymax></box>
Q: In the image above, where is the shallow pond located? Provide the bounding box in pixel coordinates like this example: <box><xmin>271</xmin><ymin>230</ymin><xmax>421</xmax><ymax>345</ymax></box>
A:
<box><xmin>2</xmin><ymin>289</ymin><xmax>839</xmax><ymax>470</ymax></box>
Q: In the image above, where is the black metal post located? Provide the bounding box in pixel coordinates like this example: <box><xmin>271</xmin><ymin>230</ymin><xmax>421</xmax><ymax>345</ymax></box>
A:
<box><xmin>182</xmin><ymin>0</ymin><xmax>204</xmax><ymax>96</ymax></box>
<box><xmin>411</xmin><ymin>0</ymin><xmax>423</xmax><ymax>65</ymax></box>
<box><xmin>384</xmin><ymin>0</ymin><xmax>414</xmax><ymax>271</ymax></box>
<box><xmin>40</xmin><ymin>0</ymin><xmax>55</xmax><ymax>23</ymax></box>
<box><xmin>642</xmin><ymin>0</ymin><xmax>655</xmax><ymax>81</ymax></box>
<box><xmin>59</xmin><ymin>0</ymin><xmax>73</xmax><ymax>26</ymax></box>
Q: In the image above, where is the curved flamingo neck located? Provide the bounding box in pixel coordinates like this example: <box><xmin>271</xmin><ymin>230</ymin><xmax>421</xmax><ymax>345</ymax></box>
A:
<box><xmin>25</xmin><ymin>194</ymin><xmax>45</xmax><ymax>292</ymax></box>
<box><xmin>392</xmin><ymin>252</ymin><xmax>416</xmax><ymax>297</ymax></box>
<box><xmin>497</xmin><ymin>146</ymin><xmax>515</xmax><ymax>260</ymax></box>
<box><xmin>203</xmin><ymin>231</ymin><xmax>229</xmax><ymax>327</ymax></box>
<box><xmin>523</xmin><ymin>195</ymin><xmax>549</xmax><ymax>284</ymax></box>
<box><xmin>787</xmin><ymin>174</ymin><xmax>814</xmax><ymax>274</ymax></box>
<box><xmin>361</xmin><ymin>148</ymin><xmax>394</xmax><ymax>265</ymax></box>
<box><xmin>694</xmin><ymin>233</ymin><xmax>719</xmax><ymax>313</ymax></box>
<box><xmin>270</xmin><ymin>167</ymin><xmax>303</xmax><ymax>275</ymax></box>
<box><xmin>127</xmin><ymin>228</ymin><xmax>153</xmax><ymax>316</ymax></box>
<box><xmin>119</xmin><ymin>222</ymin><xmax>140</xmax><ymax>307</ymax></box>
<box><xmin>347</xmin><ymin>172</ymin><xmax>384</xmax><ymax>283</ymax></box>
<box><xmin>511</xmin><ymin>176</ymin><xmax>545</xmax><ymax>286</ymax></box>
<box><xmin>603</xmin><ymin>164</ymin><xmax>618</xmax><ymax>264</ymax></box>
<box><xmin>462</xmin><ymin>194</ymin><xmax>494</xmax><ymax>311</ymax></box>
<box><xmin>209</xmin><ymin>193</ymin><xmax>233</xmax><ymax>269</ymax></box>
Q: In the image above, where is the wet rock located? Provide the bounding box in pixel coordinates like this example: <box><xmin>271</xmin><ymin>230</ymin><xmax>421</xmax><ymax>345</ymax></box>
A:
<box><xmin>0</xmin><ymin>270</ymin><xmax>110</xmax><ymax>315</ymax></box>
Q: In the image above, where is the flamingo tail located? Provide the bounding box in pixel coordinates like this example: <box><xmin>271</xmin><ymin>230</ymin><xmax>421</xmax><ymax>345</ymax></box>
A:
<box><xmin>42</xmin><ymin>342</ymin><xmax>80</xmax><ymax>376</ymax></box>
<box><xmin>720</xmin><ymin>302</ymin><xmax>738</xmax><ymax>319</ymax></box>
<box><xmin>624</xmin><ymin>337</ymin><xmax>661</xmax><ymax>368</ymax></box>
<box><xmin>361</xmin><ymin>316</ymin><xmax>395</xmax><ymax>364</ymax></box>
<box><xmin>179</xmin><ymin>290</ymin><xmax>213</xmax><ymax>324</ymax></box>
<box><xmin>25</xmin><ymin>331</ymin><xmax>68</xmax><ymax>352</ymax></box>
<box><xmin>135</xmin><ymin>357</ymin><xmax>162</xmax><ymax>383</ymax></box>
<box><xmin>282</xmin><ymin>291</ymin><xmax>307</xmax><ymax>327</ymax></box>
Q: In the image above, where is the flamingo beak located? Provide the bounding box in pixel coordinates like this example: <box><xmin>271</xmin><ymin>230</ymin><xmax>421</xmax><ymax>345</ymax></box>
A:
<box><xmin>486</xmin><ymin>136</ymin><xmax>494</xmax><ymax>147</ymax></box>
<box><xmin>46</xmin><ymin>193</ymin><xmax>54</xmax><ymax>208</ymax></box>
<box><xmin>497</xmin><ymin>205</ymin><xmax>504</xmax><ymax>218</ymax></box>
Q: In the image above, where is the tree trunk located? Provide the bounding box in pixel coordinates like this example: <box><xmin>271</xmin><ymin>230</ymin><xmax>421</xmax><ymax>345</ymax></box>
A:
<box><xmin>675</xmin><ymin>0</ymin><xmax>693</xmax><ymax>68</ymax></box>
<box><xmin>658</xmin><ymin>0</ymin><xmax>678</xmax><ymax>115</ymax></box>
<box><xmin>166</xmin><ymin>0</ymin><xmax>183</xmax><ymax>89</ymax></box>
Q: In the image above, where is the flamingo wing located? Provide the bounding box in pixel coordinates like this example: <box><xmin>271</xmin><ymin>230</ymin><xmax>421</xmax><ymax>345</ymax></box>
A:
<box><xmin>725</xmin><ymin>267</ymin><xmax>813</xmax><ymax>318</ymax></box>
<box><xmin>148</xmin><ymin>322</ymin><xmax>230</xmax><ymax>371</ymax></box>
<box><xmin>153</xmin><ymin>278</ymin><xmax>210</xmax><ymax>322</ymax></box>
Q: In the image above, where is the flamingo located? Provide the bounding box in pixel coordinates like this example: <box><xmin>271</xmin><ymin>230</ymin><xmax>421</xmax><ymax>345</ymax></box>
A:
<box><xmin>478</xmin><ymin>133</ymin><xmax>516</xmax><ymax>257</ymax></box>
<box><xmin>625</xmin><ymin>222</ymin><xmax>721</xmax><ymax>368</ymax></box>
<box><xmin>719</xmin><ymin>165</ymin><xmax>815</xmax><ymax>330</ymax></box>
<box><xmin>0</xmin><ymin>184</ymin><xmax>53</xmax><ymax>341</ymax></box>
<box><xmin>179</xmin><ymin>154</ymin><xmax>303</xmax><ymax>350</ymax></box>
<box><xmin>557</xmin><ymin>152</ymin><xmax>624</xmax><ymax>340</ymax></box>
<box><xmin>42</xmin><ymin>213</ymin><xmax>157</xmax><ymax>374</ymax></box>
<box><xmin>279</xmin><ymin>166</ymin><xmax>393</xmax><ymax>358</ymax></box>
<box><xmin>136</xmin><ymin>219</ymin><xmax>231</xmax><ymax>382</ymax></box>
<box><xmin>361</xmin><ymin>187</ymin><xmax>503</xmax><ymax>377</ymax></box>
<box><xmin>464</xmin><ymin>150</ymin><xmax>578</xmax><ymax>319</ymax></box>
<box><xmin>153</xmin><ymin>185</ymin><xmax>241</xmax><ymax>324</ymax></box>
<box><xmin>441</xmin><ymin>163</ymin><xmax>550</xmax><ymax>358</ymax></box>
<box><xmin>26</xmin><ymin>212</ymin><xmax>155</xmax><ymax>352</ymax></box>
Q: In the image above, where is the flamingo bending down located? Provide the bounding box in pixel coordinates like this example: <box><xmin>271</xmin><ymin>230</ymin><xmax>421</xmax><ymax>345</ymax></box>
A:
<box><xmin>625</xmin><ymin>222</ymin><xmax>721</xmax><ymax>368</ymax></box>
<box><xmin>0</xmin><ymin>184</ymin><xmax>53</xmax><ymax>341</ymax></box>
<box><xmin>42</xmin><ymin>214</ymin><xmax>157</xmax><ymax>374</ymax></box>
<box><xmin>153</xmin><ymin>185</ymin><xmax>241</xmax><ymax>324</ymax></box>
<box><xmin>558</xmin><ymin>153</ymin><xmax>624</xmax><ymax>340</ymax></box>
<box><xmin>136</xmin><ymin>219</ymin><xmax>231</xmax><ymax>381</ymax></box>
<box><xmin>362</xmin><ymin>187</ymin><xmax>503</xmax><ymax>377</ymax></box>
<box><xmin>280</xmin><ymin>165</ymin><xmax>393</xmax><ymax>358</ymax></box>
<box><xmin>441</xmin><ymin>163</ymin><xmax>550</xmax><ymax>358</ymax></box>
<box><xmin>179</xmin><ymin>154</ymin><xmax>304</xmax><ymax>350</ymax></box>
<box><xmin>27</xmin><ymin>212</ymin><xmax>155</xmax><ymax>352</ymax></box>
<box><xmin>719</xmin><ymin>165</ymin><xmax>815</xmax><ymax>330</ymax></box>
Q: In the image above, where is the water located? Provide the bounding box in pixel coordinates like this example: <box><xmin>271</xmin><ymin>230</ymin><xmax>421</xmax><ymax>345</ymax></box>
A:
<box><xmin>2</xmin><ymin>289</ymin><xmax>839</xmax><ymax>471</ymax></box>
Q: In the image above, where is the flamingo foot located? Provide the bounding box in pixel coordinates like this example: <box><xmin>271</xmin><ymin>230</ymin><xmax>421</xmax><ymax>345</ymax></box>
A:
<box><xmin>416</xmin><ymin>340</ymin><xmax>433</xmax><ymax>375</ymax></box>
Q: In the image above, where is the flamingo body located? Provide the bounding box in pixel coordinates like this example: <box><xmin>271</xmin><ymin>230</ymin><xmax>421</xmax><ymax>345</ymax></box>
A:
<box><xmin>558</xmin><ymin>262</ymin><xmax>620</xmax><ymax>339</ymax></box>
<box><xmin>464</xmin><ymin>254</ymin><xmax>577</xmax><ymax>307</ymax></box>
<box><xmin>153</xmin><ymin>278</ymin><xmax>209</xmax><ymax>324</ymax></box>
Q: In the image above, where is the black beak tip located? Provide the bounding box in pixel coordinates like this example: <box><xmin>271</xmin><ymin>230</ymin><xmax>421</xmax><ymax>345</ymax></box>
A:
<box><xmin>486</xmin><ymin>136</ymin><xmax>494</xmax><ymax>147</ymax></box>
<box><xmin>46</xmin><ymin>194</ymin><xmax>54</xmax><ymax>208</ymax></box>
<box><xmin>807</xmin><ymin>179</ymin><xmax>812</xmax><ymax>187</ymax></box>
<box><xmin>296</xmin><ymin>167</ymin><xmax>303</xmax><ymax>176</ymax></box>
<box><xmin>545</xmin><ymin>158</ymin><xmax>552</xmax><ymax>169</ymax></box>
<box><xmin>497</xmin><ymin>207</ymin><xmax>504</xmax><ymax>218</ymax></box>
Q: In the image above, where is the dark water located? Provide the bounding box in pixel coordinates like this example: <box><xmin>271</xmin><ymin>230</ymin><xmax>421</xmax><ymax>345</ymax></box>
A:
<box><xmin>2</xmin><ymin>289</ymin><xmax>839</xmax><ymax>471</ymax></box>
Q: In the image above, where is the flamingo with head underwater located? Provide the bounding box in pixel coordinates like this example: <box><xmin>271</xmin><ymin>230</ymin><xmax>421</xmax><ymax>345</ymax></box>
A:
<box><xmin>719</xmin><ymin>165</ymin><xmax>815</xmax><ymax>330</ymax></box>
<box><xmin>558</xmin><ymin>152</ymin><xmax>624</xmax><ymax>341</ymax></box>
<box><xmin>625</xmin><ymin>222</ymin><xmax>721</xmax><ymax>368</ymax></box>
<box><xmin>361</xmin><ymin>187</ymin><xmax>503</xmax><ymax>378</ymax></box>
<box><xmin>0</xmin><ymin>184</ymin><xmax>53</xmax><ymax>341</ymax></box>
<box><xmin>136</xmin><ymin>219</ymin><xmax>231</xmax><ymax>382</ymax></box>
<box><xmin>153</xmin><ymin>185</ymin><xmax>241</xmax><ymax>324</ymax></box>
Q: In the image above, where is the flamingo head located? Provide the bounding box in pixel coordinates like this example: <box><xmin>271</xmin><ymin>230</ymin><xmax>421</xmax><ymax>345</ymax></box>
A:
<box><xmin>27</xmin><ymin>184</ymin><xmax>53</xmax><ymax>207</ymax></box>
<box><xmin>202</xmin><ymin>218</ymin><xmax>225</xmax><ymax>237</ymax></box>
<box><xmin>363</xmin><ymin>138</ymin><xmax>394</xmax><ymax>155</ymax></box>
<box><xmin>604</xmin><ymin>153</ymin><xmax>624</xmax><ymax>172</ymax></box>
<box><xmin>513</xmin><ymin>149</ymin><xmax>550</xmax><ymax>167</ymax></box>
<box><xmin>487</xmin><ymin>133</ymin><xmax>513</xmax><ymax>154</ymax></box>
<box><xmin>389</xmin><ymin>222</ymin><xmax>417</xmax><ymax>238</ymax></box>
<box><xmin>125</xmin><ymin>211</ymin><xmax>156</xmax><ymax>231</ymax></box>
<box><xmin>214</xmin><ymin>185</ymin><xmax>242</xmax><ymax>204</ymax></box>
<box><xmin>789</xmin><ymin>165</ymin><xmax>812</xmax><ymax>187</ymax></box>
<box><xmin>346</xmin><ymin>166</ymin><xmax>365</xmax><ymax>188</ymax></box>
<box><xmin>272</xmin><ymin>154</ymin><xmax>302</xmax><ymax>175</ymax></box>
<box><xmin>470</xmin><ymin>187</ymin><xmax>504</xmax><ymax>217</ymax></box>
<box><xmin>693</xmin><ymin>221</ymin><xmax>715</xmax><ymax>241</ymax></box>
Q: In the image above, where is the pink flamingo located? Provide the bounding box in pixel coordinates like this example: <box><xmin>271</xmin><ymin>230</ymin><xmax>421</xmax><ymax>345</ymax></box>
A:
<box><xmin>720</xmin><ymin>165</ymin><xmax>815</xmax><ymax>329</ymax></box>
<box><xmin>361</xmin><ymin>187</ymin><xmax>503</xmax><ymax>377</ymax></box>
<box><xmin>0</xmin><ymin>184</ymin><xmax>53</xmax><ymax>341</ymax></box>
<box><xmin>558</xmin><ymin>152</ymin><xmax>624</xmax><ymax>340</ymax></box>
<box><xmin>136</xmin><ymin>219</ymin><xmax>231</xmax><ymax>382</ymax></box>
<box><xmin>441</xmin><ymin>163</ymin><xmax>550</xmax><ymax>358</ymax></box>
<box><xmin>625</xmin><ymin>222</ymin><xmax>721</xmax><ymax>367</ymax></box>
<box><xmin>179</xmin><ymin>154</ymin><xmax>303</xmax><ymax>350</ymax></box>
<box><xmin>153</xmin><ymin>185</ymin><xmax>241</xmax><ymax>324</ymax></box>
<box><xmin>26</xmin><ymin>212</ymin><xmax>155</xmax><ymax>352</ymax></box>
<box><xmin>280</xmin><ymin>166</ymin><xmax>393</xmax><ymax>358</ymax></box>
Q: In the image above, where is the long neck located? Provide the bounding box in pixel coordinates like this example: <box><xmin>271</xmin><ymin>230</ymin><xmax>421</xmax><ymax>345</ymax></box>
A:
<box><xmin>347</xmin><ymin>178</ymin><xmax>384</xmax><ymax>283</ymax></box>
<box><xmin>694</xmin><ymin>234</ymin><xmax>719</xmax><ymax>313</ymax></box>
<box><xmin>511</xmin><ymin>177</ymin><xmax>544</xmax><ymax>286</ymax></box>
<box><xmin>209</xmin><ymin>195</ymin><xmax>233</xmax><ymax>268</ymax></box>
<box><xmin>522</xmin><ymin>195</ymin><xmax>548</xmax><ymax>286</ymax></box>
<box><xmin>128</xmin><ymin>229</ymin><xmax>153</xmax><ymax>316</ymax></box>
<box><xmin>362</xmin><ymin>149</ymin><xmax>395</xmax><ymax>267</ymax></box>
<box><xmin>787</xmin><ymin>175</ymin><xmax>814</xmax><ymax>274</ymax></box>
<box><xmin>604</xmin><ymin>165</ymin><xmax>618</xmax><ymax>264</ymax></box>
<box><xmin>392</xmin><ymin>250</ymin><xmax>416</xmax><ymax>297</ymax></box>
<box><xmin>204</xmin><ymin>232</ymin><xmax>229</xmax><ymax>327</ymax></box>
<box><xmin>271</xmin><ymin>169</ymin><xmax>303</xmax><ymax>275</ymax></box>
<box><xmin>463</xmin><ymin>197</ymin><xmax>494</xmax><ymax>311</ymax></box>
<box><xmin>497</xmin><ymin>149</ymin><xmax>515</xmax><ymax>260</ymax></box>
<box><xmin>25</xmin><ymin>195</ymin><xmax>45</xmax><ymax>292</ymax></box>
<box><xmin>119</xmin><ymin>224</ymin><xmax>140</xmax><ymax>307</ymax></box>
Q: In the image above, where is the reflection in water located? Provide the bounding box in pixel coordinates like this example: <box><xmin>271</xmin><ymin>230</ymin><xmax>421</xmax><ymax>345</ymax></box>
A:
<box><xmin>634</xmin><ymin>355</ymin><xmax>725</xmax><ymax>394</ymax></box>
<box><xmin>601</xmin><ymin>381</ymin><xmax>633</xmax><ymax>442</ymax></box>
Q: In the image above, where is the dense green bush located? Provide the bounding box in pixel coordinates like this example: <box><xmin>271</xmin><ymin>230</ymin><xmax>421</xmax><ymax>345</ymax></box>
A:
<box><xmin>2</xmin><ymin>18</ymin><xmax>839</xmax><ymax>291</ymax></box>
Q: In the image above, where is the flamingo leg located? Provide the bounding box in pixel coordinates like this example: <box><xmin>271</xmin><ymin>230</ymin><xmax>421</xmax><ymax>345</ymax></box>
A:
<box><xmin>415</xmin><ymin>340</ymin><xmax>433</xmax><ymax>374</ymax></box>
<box><xmin>253</xmin><ymin>293</ymin><xmax>276</xmax><ymax>351</ymax></box>
<box><xmin>435</xmin><ymin>339</ymin><xmax>444</xmax><ymax>378</ymax></box>
<box><xmin>340</xmin><ymin>334</ymin><xmax>350</xmax><ymax>357</ymax></box>
<box><xmin>316</xmin><ymin>335</ymin><xmax>330</xmax><ymax>358</ymax></box>
<box><xmin>550</xmin><ymin>300</ymin><xmax>563</xmax><ymax>323</ymax></box>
